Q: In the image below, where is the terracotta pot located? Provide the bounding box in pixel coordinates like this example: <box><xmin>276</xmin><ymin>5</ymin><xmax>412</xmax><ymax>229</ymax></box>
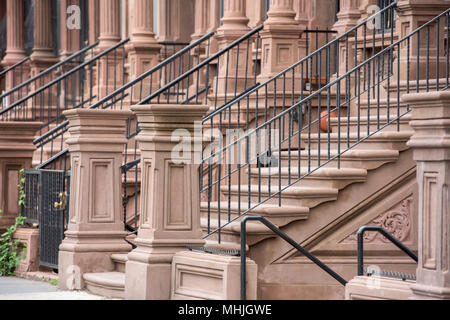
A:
<box><xmin>319</xmin><ymin>110</ymin><xmax>337</xmax><ymax>132</ymax></box>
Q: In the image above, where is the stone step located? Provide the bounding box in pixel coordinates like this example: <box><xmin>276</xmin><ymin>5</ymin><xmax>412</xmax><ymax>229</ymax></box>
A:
<box><xmin>111</xmin><ymin>254</ymin><xmax>128</xmax><ymax>273</ymax></box>
<box><xmin>221</xmin><ymin>184</ymin><xmax>338</xmax><ymax>208</ymax></box>
<box><xmin>248</xmin><ymin>167</ymin><xmax>368</xmax><ymax>189</ymax></box>
<box><xmin>83</xmin><ymin>272</ymin><xmax>125</xmax><ymax>299</ymax></box>
<box><xmin>305</xmin><ymin>130</ymin><xmax>413</xmax><ymax>151</ymax></box>
<box><xmin>200</xmin><ymin>201</ymin><xmax>310</xmax><ymax>228</ymax></box>
<box><xmin>279</xmin><ymin>149</ymin><xmax>399</xmax><ymax>171</ymax></box>
<box><xmin>329</xmin><ymin>114</ymin><xmax>412</xmax><ymax>133</ymax></box>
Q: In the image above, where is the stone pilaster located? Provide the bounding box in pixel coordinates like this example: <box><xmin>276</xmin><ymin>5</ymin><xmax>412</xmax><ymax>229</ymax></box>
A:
<box><xmin>259</xmin><ymin>0</ymin><xmax>301</xmax><ymax>81</ymax></box>
<box><xmin>58</xmin><ymin>109</ymin><xmax>132</xmax><ymax>290</ymax></box>
<box><xmin>0</xmin><ymin>122</ymin><xmax>41</xmax><ymax>231</ymax></box>
<box><xmin>125</xmin><ymin>104</ymin><xmax>209</xmax><ymax>300</ymax></box>
<box><xmin>403</xmin><ymin>91</ymin><xmax>450</xmax><ymax>299</ymax></box>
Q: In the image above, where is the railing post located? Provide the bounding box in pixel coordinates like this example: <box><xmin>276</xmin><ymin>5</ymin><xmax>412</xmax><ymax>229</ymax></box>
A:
<box><xmin>58</xmin><ymin>109</ymin><xmax>132</xmax><ymax>290</ymax></box>
<box><xmin>124</xmin><ymin>104</ymin><xmax>209</xmax><ymax>300</ymax></box>
<box><xmin>403</xmin><ymin>91</ymin><xmax>450</xmax><ymax>299</ymax></box>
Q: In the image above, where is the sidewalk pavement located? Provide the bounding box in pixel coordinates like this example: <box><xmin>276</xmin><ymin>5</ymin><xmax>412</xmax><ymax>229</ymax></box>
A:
<box><xmin>0</xmin><ymin>276</ymin><xmax>114</xmax><ymax>300</ymax></box>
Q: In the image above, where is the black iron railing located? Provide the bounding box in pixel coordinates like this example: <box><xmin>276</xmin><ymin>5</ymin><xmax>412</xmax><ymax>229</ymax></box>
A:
<box><xmin>200</xmin><ymin>2</ymin><xmax>404</xmax><ymax>242</ymax></box>
<box><xmin>240</xmin><ymin>216</ymin><xmax>347</xmax><ymax>300</ymax></box>
<box><xmin>0</xmin><ymin>56</ymin><xmax>31</xmax><ymax>98</ymax></box>
<box><xmin>0</xmin><ymin>39</ymin><xmax>126</xmax><ymax>132</ymax></box>
<box><xmin>357</xmin><ymin>225</ymin><xmax>418</xmax><ymax>277</ymax></box>
<box><xmin>0</xmin><ymin>43</ymin><xmax>98</xmax><ymax>110</ymax></box>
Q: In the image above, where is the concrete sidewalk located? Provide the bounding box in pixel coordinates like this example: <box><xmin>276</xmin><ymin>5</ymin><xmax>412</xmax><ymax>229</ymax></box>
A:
<box><xmin>0</xmin><ymin>277</ymin><xmax>114</xmax><ymax>300</ymax></box>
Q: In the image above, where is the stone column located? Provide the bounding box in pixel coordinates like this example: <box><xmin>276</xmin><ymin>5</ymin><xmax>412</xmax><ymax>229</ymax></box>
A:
<box><xmin>1</xmin><ymin>0</ymin><xmax>29</xmax><ymax>91</ymax></box>
<box><xmin>98</xmin><ymin>0</ymin><xmax>121</xmax><ymax>49</ymax></box>
<box><xmin>127</xmin><ymin>0</ymin><xmax>161</xmax><ymax>97</ymax></box>
<box><xmin>192</xmin><ymin>0</ymin><xmax>209</xmax><ymax>41</ymax></box>
<box><xmin>0</xmin><ymin>122</ymin><xmax>41</xmax><ymax>232</ymax></box>
<box><xmin>58</xmin><ymin>109</ymin><xmax>132</xmax><ymax>290</ymax></box>
<box><xmin>259</xmin><ymin>0</ymin><xmax>301</xmax><ymax>81</ymax></box>
<box><xmin>403</xmin><ymin>91</ymin><xmax>450</xmax><ymax>299</ymax></box>
<box><xmin>125</xmin><ymin>104</ymin><xmax>209</xmax><ymax>300</ymax></box>
<box><xmin>294</xmin><ymin>0</ymin><xmax>308</xmax><ymax>29</ymax></box>
<box><xmin>214</xmin><ymin>0</ymin><xmax>252</xmax><ymax>98</ymax></box>
<box><xmin>88</xmin><ymin>0</ymin><xmax>99</xmax><ymax>46</ymax></box>
<box><xmin>96</xmin><ymin>0</ymin><xmax>122</xmax><ymax>98</ymax></box>
<box><xmin>30</xmin><ymin>0</ymin><xmax>58</xmax><ymax>76</ymax></box>
<box><xmin>333</xmin><ymin>0</ymin><xmax>361</xmax><ymax>34</ymax></box>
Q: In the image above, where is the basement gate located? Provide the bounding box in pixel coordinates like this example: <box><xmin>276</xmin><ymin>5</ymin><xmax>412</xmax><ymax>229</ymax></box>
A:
<box><xmin>21</xmin><ymin>170</ymin><xmax>70</xmax><ymax>270</ymax></box>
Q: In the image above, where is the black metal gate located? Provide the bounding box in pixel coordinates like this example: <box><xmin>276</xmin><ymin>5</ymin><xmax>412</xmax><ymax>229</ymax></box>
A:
<box><xmin>21</xmin><ymin>169</ymin><xmax>70</xmax><ymax>270</ymax></box>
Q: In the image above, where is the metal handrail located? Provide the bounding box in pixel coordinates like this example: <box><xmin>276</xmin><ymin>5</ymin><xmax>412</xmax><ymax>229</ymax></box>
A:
<box><xmin>240</xmin><ymin>216</ymin><xmax>347</xmax><ymax>300</ymax></box>
<box><xmin>0</xmin><ymin>42</ymin><xmax>98</xmax><ymax>101</ymax></box>
<box><xmin>0</xmin><ymin>39</ymin><xmax>127</xmax><ymax>116</ymax></box>
<box><xmin>0</xmin><ymin>56</ymin><xmax>30</xmax><ymax>78</ymax></box>
<box><xmin>357</xmin><ymin>226</ymin><xmax>418</xmax><ymax>276</ymax></box>
<box><xmin>138</xmin><ymin>24</ymin><xmax>264</xmax><ymax>105</ymax></box>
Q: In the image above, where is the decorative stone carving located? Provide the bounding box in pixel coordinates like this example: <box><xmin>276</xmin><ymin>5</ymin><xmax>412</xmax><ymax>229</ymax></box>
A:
<box><xmin>342</xmin><ymin>196</ymin><xmax>413</xmax><ymax>244</ymax></box>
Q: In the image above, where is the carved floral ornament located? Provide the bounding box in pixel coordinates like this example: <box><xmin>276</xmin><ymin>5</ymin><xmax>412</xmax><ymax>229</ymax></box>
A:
<box><xmin>342</xmin><ymin>196</ymin><xmax>413</xmax><ymax>244</ymax></box>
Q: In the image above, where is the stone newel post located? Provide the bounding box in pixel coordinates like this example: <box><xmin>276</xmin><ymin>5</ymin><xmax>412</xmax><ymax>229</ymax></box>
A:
<box><xmin>403</xmin><ymin>91</ymin><xmax>450</xmax><ymax>299</ymax></box>
<box><xmin>125</xmin><ymin>104</ymin><xmax>209</xmax><ymax>300</ymax></box>
<box><xmin>58</xmin><ymin>109</ymin><xmax>132</xmax><ymax>290</ymax></box>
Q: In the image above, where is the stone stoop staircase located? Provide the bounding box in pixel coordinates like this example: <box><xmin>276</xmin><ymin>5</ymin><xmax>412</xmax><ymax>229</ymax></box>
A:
<box><xmin>83</xmin><ymin>254</ymin><xmax>128</xmax><ymax>299</ymax></box>
<box><xmin>200</xmin><ymin>109</ymin><xmax>414</xmax><ymax>248</ymax></box>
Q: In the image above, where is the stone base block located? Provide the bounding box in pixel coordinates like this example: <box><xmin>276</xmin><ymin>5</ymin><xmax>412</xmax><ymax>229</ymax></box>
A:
<box><xmin>125</xmin><ymin>260</ymin><xmax>172</xmax><ymax>300</ymax></box>
<box><xmin>13</xmin><ymin>228</ymin><xmax>39</xmax><ymax>274</ymax></box>
<box><xmin>410</xmin><ymin>283</ymin><xmax>450</xmax><ymax>300</ymax></box>
<box><xmin>171</xmin><ymin>251</ymin><xmax>257</xmax><ymax>300</ymax></box>
<box><xmin>345</xmin><ymin>276</ymin><xmax>414</xmax><ymax>300</ymax></box>
<box><xmin>58</xmin><ymin>250</ymin><xmax>125</xmax><ymax>291</ymax></box>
